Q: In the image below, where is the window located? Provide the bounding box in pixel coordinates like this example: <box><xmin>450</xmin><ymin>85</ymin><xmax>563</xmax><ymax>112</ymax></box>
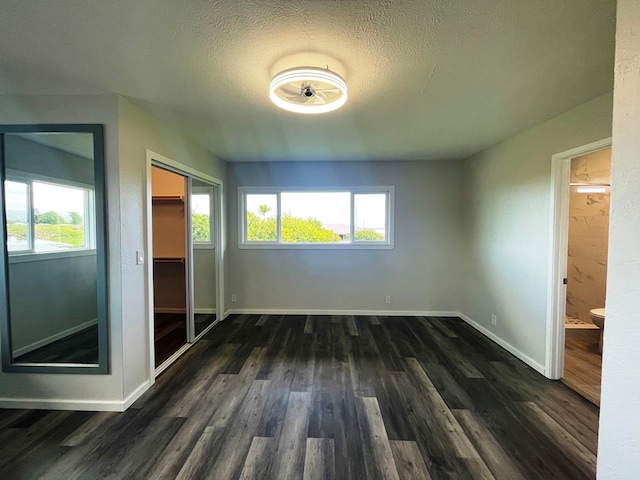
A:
<box><xmin>239</xmin><ymin>187</ymin><xmax>394</xmax><ymax>249</ymax></box>
<box><xmin>4</xmin><ymin>176</ymin><xmax>95</xmax><ymax>255</ymax></box>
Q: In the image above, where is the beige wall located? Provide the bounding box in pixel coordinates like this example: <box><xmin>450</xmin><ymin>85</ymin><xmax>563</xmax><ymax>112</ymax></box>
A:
<box><xmin>226</xmin><ymin>160</ymin><xmax>464</xmax><ymax>314</ymax></box>
<box><xmin>566</xmin><ymin>148</ymin><xmax>611</xmax><ymax>322</ymax></box>
<box><xmin>598</xmin><ymin>0</ymin><xmax>640</xmax><ymax>475</ymax></box>
<box><xmin>460</xmin><ymin>92</ymin><xmax>613</xmax><ymax>370</ymax></box>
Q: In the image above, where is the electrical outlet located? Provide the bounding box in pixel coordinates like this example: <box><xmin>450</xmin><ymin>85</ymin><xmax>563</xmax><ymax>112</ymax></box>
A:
<box><xmin>231</xmin><ymin>294</ymin><xmax>237</xmax><ymax>303</ymax></box>
<box><xmin>385</xmin><ymin>295</ymin><xmax>391</xmax><ymax>304</ymax></box>
<box><xmin>491</xmin><ymin>314</ymin><xmax>497</xmax><ymax>326</ymax></box>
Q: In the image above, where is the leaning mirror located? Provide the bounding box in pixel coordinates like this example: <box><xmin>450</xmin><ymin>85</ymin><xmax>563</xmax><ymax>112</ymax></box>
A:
<box><xmin>0</xmin><ymin>125</ymin><xmax>108</xmax><ymax>373</ymax></box>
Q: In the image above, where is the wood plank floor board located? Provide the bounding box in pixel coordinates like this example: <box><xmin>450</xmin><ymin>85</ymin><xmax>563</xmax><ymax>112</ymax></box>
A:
<box><xmin>453</xmin><ymin>409</ymin><xmax>527</xmax><ymax>480</ymax></box>
<box><xmin>255</xmin><ymin>314</ymin><xmax>270</xmax><ymax>326</ymax></box>
<box><xmin>520</xmin><ymin>402</ymin><xmax>598</xmax><ymax>478</ymax></box>
<box><xmin>269</xmin><ymin>391</ymin><xmax>312</xmax><ymax>479</ymax></box>
<box><xmin>0</xmin><ymin>315</ymin><xmax>599</xmax><ymax>480</ymax></box>
<box><xmin>371</xmin><ymin>370</ymin><xmax>417</xmax><ymax>442</ymax></box>
<box><xmin>291</xmin><ymin>331</ymin><xmax>317</xmax><ymax>392</ymax></box>
<box><xmin>0</xmin><ymin>409</ymin><xmax>30</xmax><ymax>430</ymax></box>
<box><xmin>0</xmin><ymin>411</ymin><xmax>95</xmax><ymax>480</ymax></box>
<box><xmin>0</xmin><ymin>410</ymin><xmax>73</xmax><ymax>467</ymax></box>
<box><xmin>491</xmin><ymin>360</ymin><xmax>600</xmax><ymax>454</ymax></box>
<box><xmin>563</xmin><ymin>329</ymin><xmax>602</xmax><ymax>406</ymax></box>
<box><xmin>478</xmin><ymin>404</ymin><xmax>593</xmax><ymax>480</ymax></box>
<box><xmin>39</xmin><ymin>408</ymin><xmax>151</xmax><ymax>480</ymax></box>
<box><xmin>205</xmin><ymin>379</ymin><xmax>271</xmax><ymax>480</ymax></box>
<box><xmin>160</xmin><ymin>343</ymin><xmax>242</xmax><ymax>418</ymax></box>
<box><xmin>303</xmin><ymin>437</ymin><xmax>336</xmax><ymax>480</ymax></box>
<box><xmin>174</xmin><ymin>426</ymin><xmax>226</xmax><ymax>480</ymax></box>
<box><xmin>389</xmin><ymin>440</ymin><xmax>432</xmax><ymax>480</ymax></box>
<box><xmin>239</xmin><ymin>436</ymin><xmax>276</xmax><ymax>480</ymax></box>
<box><xmin>146</xmin><ymin>374</ymin><xmax>239</xmax><ymax>478</ymax></box>
<box><xmin>356</xmin><ymin>396</ymin><xmax>401</xmax><ymax>480</ymax></box>
<box><xmin>416</xmin><ymin>319</ymin><xmax>485</xmax><ymax>380</ymax></box>
<box><xmin>60</xmin><ymin>412</ymin><xmax>118</xmax><ymax>447</ymax></box>
<box><xmin>368</xmin><ymin>318</ymin><xmax>407</xmax><ymax>372</ymax></box>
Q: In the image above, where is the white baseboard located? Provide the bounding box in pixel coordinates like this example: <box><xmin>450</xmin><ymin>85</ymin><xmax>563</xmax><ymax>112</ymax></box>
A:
<box><xmin>0</xmin><ymin>380</ymin><xmax>151</xmax><ymax>412</ymax></box>
<box><xmin>455</xmin><ymin>312</ymin><xmax>546</xmax><ymax>375</ymax></box>
<box><xmin>155</xmin><ymin>343</ymin><xmax>193</xmax><ymax>377</ymax></box>
<box><xmin>194</xmin><ymin>308</ymin><xmax>217</xmax><ymax>315</ymax></box>
<box><xmin>224</xmin><ymin>308</ymin><xmax>460</xmax><ymax>317</ymax></box>
<box><xmin>13</xmin><ymin>318</ymin><xmax>98</xmax><ymax>357</ymax></box>
<box><xmin>122</xmin><ymin>380</ymin><xmax>152</xmax><ymax>410</ymax></box>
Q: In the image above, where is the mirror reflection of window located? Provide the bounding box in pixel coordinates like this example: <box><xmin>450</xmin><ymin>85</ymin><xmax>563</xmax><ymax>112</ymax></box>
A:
<box><xmin>191</xmin><ymin>193</ymin><xmax>211</xmax><ymax>244</ymax></box>
<box><xmin>4</xmin><ymin>180</ymin><xmax>29</xmax><ymax>252</ymax></box>
<box><xmin>191</xmin><ymin>179</ymin><xmax>216</xmax><ymax>337</ymax></box>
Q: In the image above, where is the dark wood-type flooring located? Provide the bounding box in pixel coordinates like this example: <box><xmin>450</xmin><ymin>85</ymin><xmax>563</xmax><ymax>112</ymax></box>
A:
<box><xmin>195</xmin><ymin>313</ymin><xmax>216</xmax><ymax>337</ymax></box>
<box><xmin>0</xmin><ymin>315</ymin><xmax>599</xmax><ymax>479</ymax></box>
<box><xmin>563</xmin><ymin>328</ymin><xmax>602</xmax><ymax>406</ymax></box>
<box><xmin>154</xmin><ymin>313</ymin><xmax>187</xmax><ymax>367</ymax></box>
<box><xmin>12</xmin><ymin>325</ymin><xmax>98</xmax><ymax>364</ymax></box>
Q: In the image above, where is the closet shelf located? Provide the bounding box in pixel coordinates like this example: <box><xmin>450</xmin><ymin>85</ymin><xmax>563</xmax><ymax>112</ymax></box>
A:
<box><xmin>152</xmin><ymin>195</ymin><xmax>184</xmax><ymax>202</ymax></box>
<box><xmin>153</xmin><ymin>257</ymin><xmax>185</xmax><ymax>263</ymax></box>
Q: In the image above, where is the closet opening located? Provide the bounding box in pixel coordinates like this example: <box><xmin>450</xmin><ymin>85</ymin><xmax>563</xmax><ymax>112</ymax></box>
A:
<box><xmin>151</xmin><ymin>166</ymin><xmax>188</xmax><ymax>368</ymax></box>
<box><xmin>146</xmin><ymin>152</ymin><xmax>223</xmax><ymax>377</ymax></box>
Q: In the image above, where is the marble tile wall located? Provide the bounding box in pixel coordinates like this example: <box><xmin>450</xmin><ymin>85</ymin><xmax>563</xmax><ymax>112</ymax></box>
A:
<box><xmin>566</xmin><ymin>148</ymin><xmax>611</xmax><ymax>322</ymax></box>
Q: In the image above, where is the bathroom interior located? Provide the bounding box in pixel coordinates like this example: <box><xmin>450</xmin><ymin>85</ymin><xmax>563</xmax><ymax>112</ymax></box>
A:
<box><xmin>562</xmin><ymin>147</ymin><xmax>611</xmax><ymax>406</ymax></box>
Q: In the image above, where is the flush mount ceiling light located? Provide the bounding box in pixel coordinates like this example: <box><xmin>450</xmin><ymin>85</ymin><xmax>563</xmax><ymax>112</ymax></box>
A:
<box><xmin>269</xmin><ymin>67</ymin><xmax>347</xmax><ymax>114</ymax></box>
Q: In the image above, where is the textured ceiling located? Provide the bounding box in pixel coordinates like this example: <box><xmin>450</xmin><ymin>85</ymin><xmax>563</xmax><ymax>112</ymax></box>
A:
<box><xmin>0</xmin><ymin>0</ymin><xmax>616</xmax><ymax>162</ymax></box>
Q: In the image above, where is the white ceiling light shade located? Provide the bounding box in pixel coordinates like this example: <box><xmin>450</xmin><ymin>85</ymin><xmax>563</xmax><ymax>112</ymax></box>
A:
<box><xmin>269</xmin><ymin>67</ymin><xmax>348</xmax><ymax>114</ymax></box>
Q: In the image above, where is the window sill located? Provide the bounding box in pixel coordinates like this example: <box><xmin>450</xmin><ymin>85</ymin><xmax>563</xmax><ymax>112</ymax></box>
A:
<box><xmin>8</xmin><ymin>249</ymin><xmax>97</xmax><ymax>264</ymax></box>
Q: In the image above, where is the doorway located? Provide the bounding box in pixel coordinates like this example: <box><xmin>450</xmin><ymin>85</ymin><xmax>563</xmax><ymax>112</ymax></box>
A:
<box><xmin>562</xmin><ymin>147</ymin><xmax>611</xmax><ymax>405</ymax></box>
<box><xmin>151</xmin><ymin>166</ymin><xmax>188</xmax><ymax>368</ymax></box>
<box><xmin>547</xmin><ymin>138</ymin><xmax>611</xmax><ymax>406</ymax></box>
<box><xmin>146</xmin><ymin>151</ymin><xmax>223</xmax><ymax>377</ymax></box>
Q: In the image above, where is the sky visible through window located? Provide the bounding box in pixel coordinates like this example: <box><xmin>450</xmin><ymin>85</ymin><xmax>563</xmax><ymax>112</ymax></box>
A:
<box><xmin>5</xmin><ymin>181</ymin><xmax>84</xmax><ymax>218</ymax></box>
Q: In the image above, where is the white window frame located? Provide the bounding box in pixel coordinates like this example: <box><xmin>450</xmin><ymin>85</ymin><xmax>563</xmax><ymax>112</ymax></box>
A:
<box><xmin>4</xmin><ymin>170</ymin><xmax>96</xmax><ymax>260</ymax></box>
<box><xmin>238</xmin><ymin>186</ymin><xmax>395</xmax><ymax>249</ymax></box>
<box><xmin>192</xmin><ymin>185</ymin><xmax>215</xmax><ymax>249</ymax></box>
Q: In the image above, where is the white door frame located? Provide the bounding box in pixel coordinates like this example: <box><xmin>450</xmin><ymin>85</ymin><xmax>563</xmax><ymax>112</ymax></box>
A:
<box><xmin>145</xmin><ymin>150</ymin><xmax>224</xmax><ymax>382</ymax></box>
<box><xmin>545</xmin><ymin>138</ymin><xmax>611</xmax><ymax>379</ymax></box>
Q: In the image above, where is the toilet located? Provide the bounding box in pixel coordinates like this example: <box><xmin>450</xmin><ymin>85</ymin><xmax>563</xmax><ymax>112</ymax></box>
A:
<box><xmin>589</xmin><ymin>308</ymin><xmax>606</xmax><ymax>353</ymax></box>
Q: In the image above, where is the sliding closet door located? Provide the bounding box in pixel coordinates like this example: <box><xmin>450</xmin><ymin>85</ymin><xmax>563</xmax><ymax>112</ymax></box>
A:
<box><xmin>190</xmin><ymin>178</ymin><xmax>217</xmax><ymax>337</ymax></box>
<box><xmin>151</xmin><ymin>166</ymin><xmax>188</xmax><ymax>367</ymax></box>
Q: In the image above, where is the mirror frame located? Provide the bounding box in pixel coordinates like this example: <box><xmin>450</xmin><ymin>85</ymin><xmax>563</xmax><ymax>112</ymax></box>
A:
<box><xmin>0</xmin><ymin>124</ymin><xmax>109</xmax><ymax>374</ymax></box>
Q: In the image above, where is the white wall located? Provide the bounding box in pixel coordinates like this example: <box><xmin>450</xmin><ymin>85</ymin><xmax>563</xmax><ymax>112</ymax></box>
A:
<box><xmin>0</xmin><ymin>94</ymin><xmax>124</xmax><ymax>408</ymax></box>
<box><xmin>226</xmin><ymin>161</ymin><xmax>463</xmax><ymax>314</ymax></box>
<box><xmin>597</xmin><ymin>0</ymin><xmax>640</xmax><ymax>476</ymax></box>
<box><xmin>117</xmin><ymin>97</ymin><xmax>225</xmax><ymax>398</ymax></box>
<box><xmin>459</xmin><ymin>92</ymin><xmax>613</xmax><ymax>370</ymax></box>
